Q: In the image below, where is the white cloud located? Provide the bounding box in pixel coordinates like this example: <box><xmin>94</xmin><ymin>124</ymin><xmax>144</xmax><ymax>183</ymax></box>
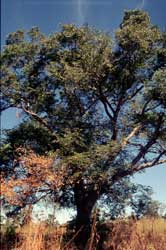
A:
<box><xmin>137</xmin><ymin>0</ymin><xmax>146</xmax><ymax>10</ymax></box>
<box><xmin>75</xmin><ymin>0</ymin><xmax>112</xmax><ymax>26</ymax></box>
<box><xmin>77</xmin><ymin>0</ymin><xmax>84</xmax><ymax>24</ymax></box>
<box><xmin>76</xmin><ymin>0</ymin><xmax>87</xmax><ymax>25</ymax></box>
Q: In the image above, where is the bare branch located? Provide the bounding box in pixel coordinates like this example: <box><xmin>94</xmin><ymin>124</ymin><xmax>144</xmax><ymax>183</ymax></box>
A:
<box><xmin>105</xmin><ymin>97</ymin><xmax>115</xmax><ymax>115</ymax></box>
<box><xmin>121</xmin><ymin>125</ymin><xmax>142</xmax><ymax>149</ymax></box>
<box><xmin>141</xmin><ymin>99</ymin><xmax>152</xmax><ymax>114</ymax></box>
<box><xmin>105</xmin><ymin>125</ymin><xmax>142</xmax><ymax>167</ymax></box>
<box><xmin>125</xmin><ymin>85</ymin><xmax>144</xmax><ymax>102</ymax></box>
<box><xmin>111</xmin><ymin>155</ymin><xmax>166</xmax><ymax>184</ymax></box>
<box><xmin>98</xmin><ymin>85</ymin><xmax>114</xmax><ymax>120</ymax></box>
<box><xmin>133</xmin><ymin>158</ymin><xmax>166</xmax><ymax>172</ymax></box>
<box><xmin>141</xmin><ymin>99</ymin><xmax>161</xmax><ymax>115</ymax></box>
<box><xmin>100</xmin><ymin>98</ymin><xmax>113</xmax><ymax>120</ymax></box>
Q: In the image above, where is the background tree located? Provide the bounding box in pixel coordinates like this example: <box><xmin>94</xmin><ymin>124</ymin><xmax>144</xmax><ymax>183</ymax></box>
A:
<box><xmin>98</xmin><ymin>182</ymin><xmax>155</xmax><ymax>221</ymax></box>
<box><xmin>1</xmin><ymin>10</ymin><xmax>166</xmax><ymax>248</ymax></box>
<box><xmin>130</xmin><ymin>186</ymin><xmax>162</xmax><ymax>218</ymax></box>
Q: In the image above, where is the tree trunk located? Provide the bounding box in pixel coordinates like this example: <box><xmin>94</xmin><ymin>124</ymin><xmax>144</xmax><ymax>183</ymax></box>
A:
<box><xmin>73</xmin><ymin>181</ymin><xmax>99</xmax><ymax>249</ymax></box>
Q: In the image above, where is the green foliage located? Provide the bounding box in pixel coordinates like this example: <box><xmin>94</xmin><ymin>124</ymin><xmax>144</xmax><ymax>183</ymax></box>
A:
<box><xmin>116</xmin><ymin>10</ymin><xmax>160</xmax><ymax>54</ymax></box>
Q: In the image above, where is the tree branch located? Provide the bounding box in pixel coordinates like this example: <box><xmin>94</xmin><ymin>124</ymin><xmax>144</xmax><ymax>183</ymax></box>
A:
<box><xmin>125</xmin><ymin>85</ymin><xmax>144</xmax><ymax>102</ymax></box>
<box><xmin>22</xmin><ymin>105</ymin><xmax>57</xmax><ymax>138</ymax></box>
<box><xmin>111</xmin><ymin>155</ymin><xmax>166</xmax><ymax>184</ymax></box>
<box><xmin>133</xmin><ymin>158</ymin><xmax>166</xmax><ymax>172</ymax></box>
<box><xmin>111</xmin><ymin>96</ymin><xmax>125</xmax><ymax>140</ymax></box>
<box><xmin>100</xmin><ymin>98</ymin><xmax>113</xmax><ymax>120</ymax></box>
<box><xmin>121</xmin><ymin>125</ymin><xmax>142</xmax><ymax>149</ymax></box>
<box><xmin>98</xmin><ymin>85</ymin><xmax>114</xmax><ymax>120</ymax></box>
<box><xmin>104</xmin><ymin>125</ymin><xmax>142</xmax><ymax>168</ymax></box>
<box><xmin>131</xmin><ymin>115</ymin><xmax>163</xmax><ymax>166</ymax></box>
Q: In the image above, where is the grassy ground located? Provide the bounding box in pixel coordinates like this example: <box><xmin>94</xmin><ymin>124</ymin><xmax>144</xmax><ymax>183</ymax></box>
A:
<box><xmin>1</xmin><ymin>217</ymin><xmax>166</xmax><ymax>250</ymax></box>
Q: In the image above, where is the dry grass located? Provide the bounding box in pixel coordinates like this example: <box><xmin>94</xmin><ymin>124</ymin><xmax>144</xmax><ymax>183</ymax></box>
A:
<box><xmin>137</xmin><ymin>217</ymin><xmax>166</xmax><ymax>234</ymax></box>
<box><xmin>1</xmin><ymin>221</ymin><xmax>67</xmax><ymax>250</ymax></box>
<box><xmin>16</xmin><ymin>221</ymin><xmax>66</xmax><ymax>250</ymax></box>
<box><xmin>99</xmin><ymin>218</ymin><xmax>166</xmax><ymax>250</ymax></box>
<box><xmin>1</xmin><ymin>217</ymin><xmax>166</xmax><ymax>250</ymax></box>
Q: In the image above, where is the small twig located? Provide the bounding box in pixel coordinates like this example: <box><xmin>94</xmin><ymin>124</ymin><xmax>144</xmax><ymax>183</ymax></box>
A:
<box><xmin>62</xmin><ymin>225</ymin><xmax>84</xmax><ymax>250</ymax></box>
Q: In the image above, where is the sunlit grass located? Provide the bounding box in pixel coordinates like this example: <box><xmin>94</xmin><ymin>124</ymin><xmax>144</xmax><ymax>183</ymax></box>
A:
<box><xmin>137</xmin><ymin>217</ymin><xmax>166</xmax><ymax>234</ymax></box>
<box><xmin>1</xmin><ymin>217</ymin><xmax>166</xmax><ymax>250</ymax></box>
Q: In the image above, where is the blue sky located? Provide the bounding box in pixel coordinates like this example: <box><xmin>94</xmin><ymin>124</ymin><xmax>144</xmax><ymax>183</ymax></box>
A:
<box><xmin>1</xmin><ymin>0</ymin><xmax>166</xmax><ymax>204</ymax></box>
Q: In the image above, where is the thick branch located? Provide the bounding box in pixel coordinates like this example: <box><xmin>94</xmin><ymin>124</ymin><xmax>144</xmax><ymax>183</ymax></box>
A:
<box><xmin>111</xmin><ymin>96</ymin><xmax>125</xmax><ymax>140</ymax></box>
<box><xmin>121</xmin><ymin>125</ymin><xmax>142</xmax><ymax>149</ymax></box>
<box><xmin>112</xmin><ymin>157</ymin><xmax>166</xmax><ymax>184</ymax></box>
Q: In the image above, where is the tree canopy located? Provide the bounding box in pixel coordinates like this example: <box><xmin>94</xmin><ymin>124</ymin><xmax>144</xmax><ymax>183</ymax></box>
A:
<box><xmin>1</xmin><ymin>9</ymin><xmax>166</xmax><ymax>247</ymax></box>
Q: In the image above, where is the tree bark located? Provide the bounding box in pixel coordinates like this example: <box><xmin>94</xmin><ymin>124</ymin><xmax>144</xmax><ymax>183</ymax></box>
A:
<box><xmin>73</xmin><ymin>181</ymin><xmax>99</xmax><ymax>249</ymax></box>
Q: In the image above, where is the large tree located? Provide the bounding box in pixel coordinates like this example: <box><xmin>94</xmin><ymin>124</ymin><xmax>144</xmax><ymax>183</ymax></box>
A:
<box><xmin>1</xmin><ymin>10</ymin><xmax>166</xmax><ymax>248</ymax></box>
